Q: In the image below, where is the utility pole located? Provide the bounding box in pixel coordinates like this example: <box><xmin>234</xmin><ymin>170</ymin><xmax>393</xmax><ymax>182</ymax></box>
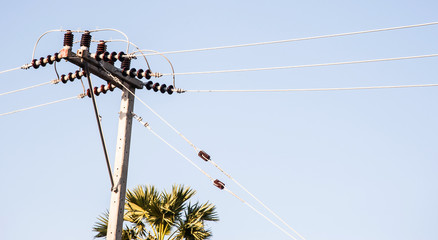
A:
<box><xmin>60</xmin><ymin>30</ymin><xmax>142</xmax><ymax>240</ymax></box>
<box><xmin>26</xmin><ymin>29</ymin><xmax>172</xmax><ymax>240</ymax></box>
<box><xmin>106</xmin><ymin>82</ymin><xmax>135</xmax><ymax>240</ymax></box>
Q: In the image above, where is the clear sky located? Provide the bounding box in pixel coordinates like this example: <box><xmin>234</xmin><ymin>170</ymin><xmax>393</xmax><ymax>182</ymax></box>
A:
<box><xmin>1</xmin><ymin>1</ymin><xmax>437</xmax><ymax>240</ymax></box>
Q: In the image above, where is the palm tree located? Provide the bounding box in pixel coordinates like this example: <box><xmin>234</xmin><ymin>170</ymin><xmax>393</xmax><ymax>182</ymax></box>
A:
<box><xmin>93</xmin><ymin>184</ymin><xmax>219</xmax><ymax>240</ymax></box>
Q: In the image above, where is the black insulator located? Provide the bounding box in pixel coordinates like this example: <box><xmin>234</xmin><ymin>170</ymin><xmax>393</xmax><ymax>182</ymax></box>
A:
<box><xmin>100</xmin><ymin>85</ymin><xmax>107</xmax><ymax>94</ymax></box>
<box><xmin>145</xmin><ymin>81</ymin><xmax>153</xmax><ymax>90</ymax></box>
<box><xmin>213</xmin><ymin>179</ymin><xmax>225</xmax><ymax>190</ymax></box>
<box><xmin>94</xmin><ymin>53</ymin><xmax>101</xmax><ymax>61</ymax></box>
<box><xmin>47</xmin><ymin>55</ymin><xmax>53</xmax><ymax>64</ymax></box>
<box><xmin>61</xmin><ymin>74</ymin><xmax>68</xmax><ymax>84</ymax></box>
<box><xmin>63</xmin><ymin>30</ymin><xmax>73</xmax><ymax>47</ymax></box>
<box><xmin>198</xmin><ymin>150</ymin><xmax>210</xmax><ymax>161</ymax></box>
<box><xmin>152</xmin><ymin>82</ymin><xmax>160</xmax><ymax>92</ymax></box>
<box><xmin>54</xmin><ymin>52</ymin><xmax>61</xmax><ymax>62</ymax></box>
<box><xmin>31</xmin><ymin>59</ymin><xmax>39</xmax><ymax>69</ymax></box>
<box><xmin>160</xmin><ymin>84</ymin><xmax>167</xmax><ymax>93</ymax></box>
<box><xmin>145</xmin><ymin>69</ymin><xmax>152</xmax><ymax>79</ymax></box>
<box><xmin>167</xmin><ymin>85</ymin><xmax>174</xmax><ymax>95</ymax></box>
<box><xmin>121</xmin><ymin>68</ymin><xmax>129</xmax><ymax>77</ymax></box>
<box><xmin>39</xmin><ymin>57</ymin><xmax>46</xmax><ymax>67</ymax></box>
<box><xmin>109</xmin><ymin>52</ymin><xmax>118</xmax><ymax>63</ymax></box>
<box><xmin>102</xmin><ymin>52</ymin><xmax>110</xmax><ymax>61</ymax></box>
<box><xmin>75</xmin><ymin>70</ymin><xmax>81</xmax><ymax>79</ymax></box>
<box><xmin>120</xmin><ymin>58</ymin><xmax>131</xmax><ymax>70</ymax></box>
<box><xmin>129</xmin><ymin>68</ymin><xmax>136</xmax><ymax>78</ymax></box>
<box><xmin>96</xmin><ymin>40</ymin><xmax>106</xmax><ymax>53</ymax></box>
<box><xmin>136</xmin><ymin>69</ymin><xmax>144</xmax><ymax>79</ymax></box>
<box><xmin>80</xmin><ymin>31</ymin><xmax>92</xmax><ymax>48</ymax></box>
<box><xmin>117</xmin><ymin>51</ymin><xmax>125</xmax><ymax>62</ymax></box>
<box><xmin>93</xmin><ymin>86</ymin><xmax>100</xmax><ymax>96</ymax></box>
<box><xmin>86</xmin><ymin>89</ymin><xmax>91</xmax><ymax>98</ymax></box>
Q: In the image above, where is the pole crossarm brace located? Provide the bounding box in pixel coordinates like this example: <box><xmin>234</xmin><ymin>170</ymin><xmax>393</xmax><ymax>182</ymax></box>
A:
<box><xmin>62</xmin><ymin>48</ymin><xmax>144</xmax><ymax>90</ymax></box>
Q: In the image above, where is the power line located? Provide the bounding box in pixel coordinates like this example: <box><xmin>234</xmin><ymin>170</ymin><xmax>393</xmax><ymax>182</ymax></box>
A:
<box><xmin>0</xmin><ymin>65</ymin><xmax>32</xmax><ymax>75</ymax></box>
<box><xmin>104</xmin><ymin>62</ymin><xmax>305</xmax><ymax>239</ymax></box>
<box><xmin>132</xmin><ymin>115</ymin><xmax>301</xmax><ymax>240</ymax></box>
<box><xmin>162</xmin><ymin>53</ymin><xmax>438</xmax><ymax>76</ymax></box>
<box><xmin>0</xmin><ymin>94</ymin><xmax>84</xmax><ymax>117</ymax></box>
<box><xmin>0</xmin><ymin>79</ymin><xmax>59</xmax><ymax>97</ymax></box>
<box><xmin>132</xmin><ymin>22</ymin><xmax>438</xmax><ymax>57</ymax></box>
<box><xmin>182</xmin><ymin>83</ymin><xmax>438</xmax><ymax>93</ymax></box>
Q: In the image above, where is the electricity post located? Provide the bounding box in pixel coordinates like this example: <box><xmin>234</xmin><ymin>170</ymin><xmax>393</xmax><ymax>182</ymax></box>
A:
<box><xmin>29</xmin><ymin>29</ymin><xmax>172</xmax><ymax>240</ymax></box>
<box><xmin>60</xmin><ymin>30</ymin><xmax>142</xmax><ymax>240</ymax></box>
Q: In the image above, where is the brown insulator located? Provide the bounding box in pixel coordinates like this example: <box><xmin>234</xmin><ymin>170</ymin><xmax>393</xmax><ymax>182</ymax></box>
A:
<box><xmin>160</xmin><ymin>84</ymin><xmax>167</xmax><ymax>94</ymax></box>
<box><xmin>102</xmin><ymin>52</ymin><xmax>110</xmax><ymax>61</ymax></box>
<box><xmin>86</xmin><ymin>88</ymin><xmax>91</xmax><ymax>98</ymax></box>
<box><xmin>63</xmin><ymin>30</ymin><xmax>73</xmax><ymax>47</ymax></box>
<box><xmin>75</xmin><ymin>70</ymin><xmax>81</xmax><ymax>79</ymax></box>
<box><xmin>152</xmin><ymin>82</ymin><xmax>160</xmax><ymax>92</ymax></box>
<box><xmin>145</xmin><ymin>69</ymin><xmax>152</xmax><ymax>79</ymax></box>
<box><xmin>61</xmin><ymin>74</ymin><xmax>68</xmax><ymax>84</ymax></box>
<box><xmin>108</xmin><ymin>83</ymin><xmax>116</xmax><ymax>91</ymax></box>
<box><xmin>54</xmin><ymin>52</ymin><xmax>61</xmax><ymax>62</ymax></box>
<box><xmin>47</xmin><ymin>55</ymin><xmax>53</xmax><ymax>64</ymax></box>
<box><xmin>68</xmin><ymin>72</ymin><xmax>74</xmax><ymax>82</ymax></box>
<box><xmin>39</xmin><ymin>57</ymin><xmax>46</xmax><ymax>67</ymax></box>
<box><xmin>198</xmin><ymin>150</ymin><xmax>210</xmax><ymax>161</ymax></box>
<box><xmin>31</xmin><ymin>59</ymin><xmax>39</xmax><ymax>69</ymax></box>
<box><xmin>80</xmin><ymin>31</ymin><xmax>91</xmax><ymax>48</ymax></box>
<box><xmin>213</xmin><ymin>179</ymin><xmax>225</xmax><ymax>190</ymax></box>
<box><xmin>120</xmin><ymin>58</ymin><xmax>131</xmax><ymax>69</ymax></box>
<box><xmin>167</xmin><ymin>85</ymin><xmax>174</xmax><ymax>95</ymax></box>
<box><xmin>100</xmin><ymin>85</ymin><xmax>107</xmax><ymax>94</ymax></box>
<box><xmin>96</xmin><ymin>40</ymin><xmax>106</xmax><ymax>54</ymax></box>
<box><xmin>109</xmin><ymin>52</ymin><xmax>118</xmax><ymax>64</ymax></box>
<box><xmin>136</xmin><ymin>69</ymin><xmax>144</xmax><ymax>79</ymax></box>
<box><xmin>93</xmin><ymin>86</ymin><xmax>100</xmax><ymax>96</ymax></box>
<box><xmin>117</xmin><ymin>51</ymin><xmax>125</xmax><ymax>62</ymax></box>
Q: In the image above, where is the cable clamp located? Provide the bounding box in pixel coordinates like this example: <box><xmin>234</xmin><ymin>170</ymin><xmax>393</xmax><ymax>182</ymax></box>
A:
<box><xmin>150</xmin><ymin>72</ymin><xmax>163</xmax><ymax>78</ymax></box>
<box><xmin>51</xmin><ymin>79</ymin><xmax>61</xmax><ymax>84</ymax></box>
<box><xmin>175</xmin><ymin>88</ymin><xmax>186</xmax><ymax>93</ymax></box>
<box><xmin>21</xmin><ymin>64</ymin><xmax>32</xmax><ymax>70</ymax></box>
<box><xmin>126</xmin><ymin>54</ymin><xmax>137</xmax><ymax>59</ymax></box>
<box><xmin>78</xmin><ymin>93</ymin><xmax>86</xmax><ymax>99</ymax></box>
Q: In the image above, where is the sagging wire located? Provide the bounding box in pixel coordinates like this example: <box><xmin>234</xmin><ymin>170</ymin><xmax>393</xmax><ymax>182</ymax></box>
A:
<box><xmin>132</xmin><ymin>21</ymin><xmax>438</xmax><ymax>56</ymax></box>
<box><xmin>101</xmin><ymin>62</ymin><xmax>305</xmax><ymax>239</ymax></box>
<box><xmin>182</xmin><ymin>83</ymin><xmax>438</xmax><ymax>93</ymax></box>
<box><xmin>0</xmin><ymin>94</ymin><xmax>85</xmax><ymax>117</ymax></box>
<box><xmin>0</xmin><ymin>79</ymin><xmax>60</xmax><ymax>97</ymax></box>
<box><xmin>131</xmin><ymin>114</ymin><xmax>302</xmax><ymax>240</ymax></box>
<box><xmin>162</xmin><ymin>53</ymin><xmax>438</xmax><ymax>76</ymax></box>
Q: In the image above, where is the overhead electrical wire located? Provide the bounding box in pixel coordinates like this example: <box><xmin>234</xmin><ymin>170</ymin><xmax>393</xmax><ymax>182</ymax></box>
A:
<box><xmin>0</xmin><ymin>94</ymin><xmax>84</xmax><ymax>117</ymax></box>
<box><xmin>101</xmin><ymin>63</ymin><xmax>306</xmax><ymax>239</ymax></box>
<box><xmin>0</xmin><ymin>79</ymin><xmax>59</xmax><ymax>97</ymax></box>
<box><xmin>0</xmin><ymin>66</ymin><xmax>28</xmax><ymax>75</ymax></box>
<box><xmin>132</xmin><ymin>22</ymin><xmax>438</xmax><ymax>57</ymax></box>
<box><xmin>131</xmin><ymin>114</ymin><xmax>302</xmax><ymax>240</ymax></box>
<box><xmin>162</xmin><ymin>53</ymin><xmax>438</xmax><ymax>76</ymax></box>
<box><xmin>182</xmin><ymin>83</ymin><xmax>438</xmax><ymax>93</ymax></box>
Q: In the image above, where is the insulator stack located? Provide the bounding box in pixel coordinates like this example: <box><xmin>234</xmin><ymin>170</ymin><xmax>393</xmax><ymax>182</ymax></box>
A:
<box><xmin>63</xmin><ymin>30</ymin><xmax>73</xmax><ymax>47</ymax></box>
<box><xmin>120</xmin><ymin>58</ymin><xmax>131</xmax><ymax>72</ymax></box>
<box><xmin>144</xmin><ymin>81</ymin><xmax>174</xmax><ymax>95</ymax></box>
<box><xmin>59</xmin><ymin>70</ymin><xmax>86</xmax><ymax>84</ymax></box>
<box><xmin>213</xmin><ymin>179</ymin><xmax>225</xmax><ymax>190</ymax></box>
<box><xmin>96</xmin><ymin>40</ymin><xmax>107</xmax><ymax>54</ymax></box>
<box><xmin>121</xmin><ymin>68</ymin><xmax>153</xmax><ymax>80</ymax></box>
<box><xmin>31</xmin><ymin>53</ymin><xmax>62</xmax><ymax>69</ymax></box>
<box><xmin>91</xmin><ymin>51</ymin><xmax>123</xmax><ymax>64</ymax></box>
<box><xmin>80</xmin><ymin>31</ymin><xmax>92</xmax><ymax>48</ymax></box>
<box><xmin>86</xmin><ymin>83</ymin><xmax>116</xmax><ymax>98</ymax></box>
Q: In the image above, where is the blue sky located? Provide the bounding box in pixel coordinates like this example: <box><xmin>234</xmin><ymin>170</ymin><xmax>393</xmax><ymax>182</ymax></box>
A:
<box><xmin>1</xmin><ymin>1</ymin><xmax>438</xmax><ymax>239</ymax></box>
